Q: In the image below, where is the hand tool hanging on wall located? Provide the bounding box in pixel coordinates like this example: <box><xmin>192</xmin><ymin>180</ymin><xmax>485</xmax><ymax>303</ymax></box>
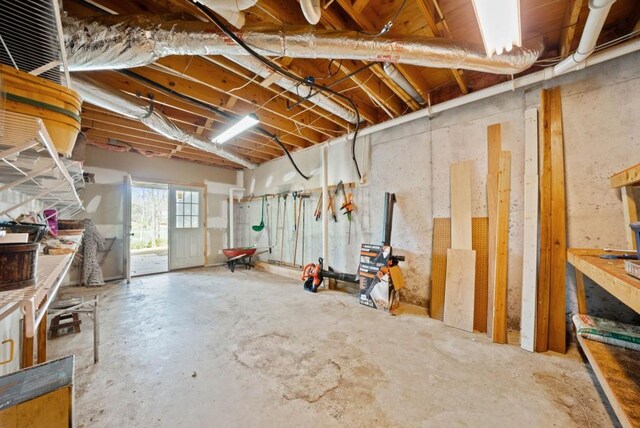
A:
<box><xmin>280</xmin><ymin>193</ymin><xmax>288</xmax><ymax>264</ymax></box>
<box><xmin>293</xmin><ymin>196</ymin><xmax>303</xmax><ymax>266</ymax></box>
<box><xmin>335</xmin><ymin>180</ymin><xmax>355</xmax><ymax>244</ymax></box>
<box><xmin>292</xmin><ymin>191</ymin><xmax>298</xmax><ymax>231</ymax></box>
<box><xmin>327</xmin><ymin>189</ymin><xmax>337</xmax><ymax>222</ymax></box>
<box><xmin>252</xmin><ymin>196</ymin><xmax>265</xmax><ymax>232</ymax></box>
<box><xmin>301</xmin><ymin>198</ymin><xmax>306</xmax><ymax>265</ymax></box>
<box><xmin>314</xmin><ymin>193</ymin><xmax>323</xmax><ymax>221</ymax></box>
<box><xmin>266</xmin><ymin>196</ymin><xmax>272</xmax><ymax>253</ymax></box>
<box><xmin>273</xmin><ymin>194</ymin><xmax>281</xmax><ymax>250</ymax></box>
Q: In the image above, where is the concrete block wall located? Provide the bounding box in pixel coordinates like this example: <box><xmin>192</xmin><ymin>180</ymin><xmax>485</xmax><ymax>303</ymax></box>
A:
<box><xmin>239</xmin><ymin>50</ymin><xmax>640</xmax><ymax>328</ymax></box>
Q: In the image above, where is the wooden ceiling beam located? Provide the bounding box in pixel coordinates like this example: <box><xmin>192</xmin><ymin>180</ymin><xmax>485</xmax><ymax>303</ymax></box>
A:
<box><xmin>264</xmin><ymin>57</ymin><xmax>380</xmax><ymax>124</ymax></box>
<box><xmin>88</xmin><ymin>135</ymin><xmax>239</xmax><ymax>169</ymax></box>
<box><xmin>80</xmin><ymin>70</ymin><xmax>305</xmax><ymax>151</ymax></box>
<box><xmin>559</xmin><ymin>0</ymin><xmax>585</xmax><ymax>58</ymax></box>
<box><xmin>330</xmin><ymin>0</ymin><xmax>421</xmax><ymax>111</ymax></box>
<box><xmin>203</xmin><ymin>55</ymin><xmax>378</xmax><ymax>125</ymax></box>
<box><xmin>130</xmin><ymin>66</ymin><xmax>318</xmax><ymax>148</ymax></box>
<box><xmin>154</xmin><ymin>55</ymin><xmax>344</xmax><ymax>138</ymax></box>
<box><xmin>415</xmin><ymin>0</ymin><xmax>468</xmax><ymax>94</ymax></box>
<box><xmin>86</xmin><ymin>129</ymin><xmax>259</xmax><ymax>166</ymax></box>
<box><xmin>82</xmin><ymin>105</ymin><xmax>282</xmax><ymax>159</ymax></box>
<box><xmin>82</xmin><ymin>114</ymin><xmax>274</xmax><ymax>162</ymax></box>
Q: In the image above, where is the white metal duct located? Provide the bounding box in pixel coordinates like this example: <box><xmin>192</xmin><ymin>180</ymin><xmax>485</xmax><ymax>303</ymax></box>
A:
<box><xmin>63</xmin><ymin>15</ymin><xmax>543</xmax><ymax>74</ymax></box>
<box><xmin>72</xmin><ymin>74</ymin><xmax>257</xmax><ymax>169</ymax></box>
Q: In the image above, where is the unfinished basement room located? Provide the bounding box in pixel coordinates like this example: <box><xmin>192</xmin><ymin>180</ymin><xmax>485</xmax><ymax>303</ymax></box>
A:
<box><xmin>1</xmin><ymin>0</ymin><xmax>640</xmax><ymax>426</ymax></box>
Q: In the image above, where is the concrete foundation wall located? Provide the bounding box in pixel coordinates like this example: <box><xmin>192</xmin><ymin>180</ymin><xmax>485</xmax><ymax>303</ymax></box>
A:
<box><xmin>240</xmin><ymin>50</ymin><xmax>640</xmax><ymax>327</ymax></box>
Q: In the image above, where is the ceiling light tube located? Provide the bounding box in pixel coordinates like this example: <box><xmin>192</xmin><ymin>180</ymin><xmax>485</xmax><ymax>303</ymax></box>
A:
<box><xmin>212</xmin><ymin>114</ymin><xmax>259</xmax><ymax>144</ymax></box>
<box><xmin>471</xmin><ymin>0</ymin><xmax>522</xmax><ymax>57</ymax></box>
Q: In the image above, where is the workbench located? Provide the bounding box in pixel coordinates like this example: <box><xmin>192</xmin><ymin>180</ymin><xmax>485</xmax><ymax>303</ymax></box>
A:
<box><xmin>0</xmin><ymin>235</ymin><xmax>82</xmax><ymax>370</ymax></box>
<box><xmin>568</xmin><ymin>248</ymin><xmax>640</xmax><ymax>428</ymax></box>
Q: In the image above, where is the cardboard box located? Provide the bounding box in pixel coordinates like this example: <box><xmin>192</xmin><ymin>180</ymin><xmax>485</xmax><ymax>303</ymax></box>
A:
<box><xmin>358</xmin><ymin>244</ymin><xmax>401</xmax><ymax>312</ymax></box>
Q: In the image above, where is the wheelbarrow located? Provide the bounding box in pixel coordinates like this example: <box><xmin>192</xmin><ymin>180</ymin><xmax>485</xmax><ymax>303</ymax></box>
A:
<box><xmin>223</xmin><ymin>247</ymin><xmax>257</xmax><ymax>272</ymax></box>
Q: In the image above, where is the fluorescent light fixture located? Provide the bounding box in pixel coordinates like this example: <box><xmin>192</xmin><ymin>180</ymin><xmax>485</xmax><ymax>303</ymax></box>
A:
<box><xmin>471</xmin><ymin>0</ymin><xmax>522</xmax><ymax>57</ymax></box>
<box><xmin>212</xmin><ymin>114</ymin><xmax>259</xmax><ymax>144</ymax></box>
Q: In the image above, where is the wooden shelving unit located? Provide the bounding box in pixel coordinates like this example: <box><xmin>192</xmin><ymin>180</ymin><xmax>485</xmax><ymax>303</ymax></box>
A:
<box><xmin>566</xmin><ymin>163</ymin><xmax>640</xmax><ymax>428</ymax></box>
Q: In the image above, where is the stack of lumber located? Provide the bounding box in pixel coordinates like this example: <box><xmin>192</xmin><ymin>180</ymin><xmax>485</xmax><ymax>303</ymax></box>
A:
<box><xmin>430</xmin><ymin>87</ymin><xmax>568</xmax><ymax>353</ymax></box>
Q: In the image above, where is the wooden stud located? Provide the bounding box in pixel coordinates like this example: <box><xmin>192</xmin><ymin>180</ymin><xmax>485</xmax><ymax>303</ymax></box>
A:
<box><xmin>548</xmin><ymin>87</ymin><xmax>567</xmax><ymax>354</ymax></box>
<box><xmin>575</xmin><ymin>270</ymin><xmax>588</xmax><ymax>315</ymax></box>
<box><xmin>559</xmin><ymin>0</ymin><xmax>585</xmax><ymax>58</ymax></box>
<box><xmin>36</xmin><ymin>311</ymin><xmax>47</xmax><ymax>364</ymax></box>
<box><xmin>610</xmin><ymin>163</ymin><xmax>640</xmax><ymax>188</ymax></box>
<box><xmin>21</xmin><ymin>322</ymin><xmax>33</xmax><ymax>368</ymax></box>
<box><xmin>492</xmin><ymin>151</ymin><xmax>511</xmax><ymax>344</ymax></box>
<box><xmin>444</xmin><ymin>248</ymin><xmax>477</xmax><ymax>332</ymax></box>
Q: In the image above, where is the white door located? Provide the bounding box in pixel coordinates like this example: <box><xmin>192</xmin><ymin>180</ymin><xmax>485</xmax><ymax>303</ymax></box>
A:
<box><xmin>123</xmin><ymin>175</ymin><xmax>132</xmax><ymax>284</ymax></box>
<box><xmin>169</xmin><ymin>185</ymin><xmax>205</xmax><ymax>270</ymax></box>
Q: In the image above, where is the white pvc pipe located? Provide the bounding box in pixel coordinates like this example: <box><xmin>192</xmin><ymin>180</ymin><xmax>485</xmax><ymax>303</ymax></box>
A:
<box><xmin>321</xmin><ymin>145</ymin><xmax>329</xmax><ymax>287</ymax></box>
<box><xmin>300</xmin><ymin>0</ymin><xmax>321</xmax><ymax>25</ymax></box>
<box><xmin>229</xmin><ymin>187</ymin><xmax>244</xmax><ymax>248</ymax></box>
<box><xmin>195</xmin><ymin>0</ymin><xmax>256</xmax><ymax>11</ymax></box>
<box><xmin>554</xmin><ymin>0</ymin><xmax>616</xmax><ymax>75</ymax></box>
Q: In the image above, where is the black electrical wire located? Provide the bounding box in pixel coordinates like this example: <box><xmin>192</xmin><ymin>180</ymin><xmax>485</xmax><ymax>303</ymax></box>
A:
<box><xmin>192</xmin><ymin>1</ymin><xmax>363</xmax><ymax>180</ymax></box>
<box><xmin>118</xmin><ymin>69</ymin><xmax>310</xmax><ymax>179</ymax></box>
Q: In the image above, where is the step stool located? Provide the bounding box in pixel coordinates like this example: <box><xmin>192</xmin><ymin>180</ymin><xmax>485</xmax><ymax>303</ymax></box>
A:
<box><xmin>48</xmin><ymin>297</ymin><xmax>83</xmax><ymax>339</ymax></box>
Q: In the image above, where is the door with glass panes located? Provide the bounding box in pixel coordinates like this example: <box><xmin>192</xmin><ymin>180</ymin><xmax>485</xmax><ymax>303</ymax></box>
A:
<box><xmin>168</xmin><ymin>185</ymin><xmax>205</xmax><ymax>270</ymax></box>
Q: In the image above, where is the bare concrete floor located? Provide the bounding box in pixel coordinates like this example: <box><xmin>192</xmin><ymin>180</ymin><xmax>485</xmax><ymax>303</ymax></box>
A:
<box><xmin>50</xmin><ymin>267</ymin><xmax>616</xmax><ymax>427</ymax></box>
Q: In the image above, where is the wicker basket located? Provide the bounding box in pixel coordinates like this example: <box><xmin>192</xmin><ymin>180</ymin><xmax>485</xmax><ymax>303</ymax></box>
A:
<box><xmin>0</xmin><ymin>243</ymin><xmax>39</xmax><ymax>291</ymax></box>
<box><xmin>0</xmin><ymin>64</ymin><xmax>82</xmax><ymax>157</ymax></box>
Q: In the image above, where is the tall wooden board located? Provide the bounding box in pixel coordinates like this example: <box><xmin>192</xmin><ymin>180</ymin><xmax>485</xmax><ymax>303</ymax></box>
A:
<box><xmin>548</xmin><ymin>87</ymin><xmax>567</xmax><ymax>354</ymax></box>
<box><xmin>536</xmin><ymin>89</ymin><xmax>553</xmax><ymax>352</ymax></box>
<box><xmin>486</xmin><ymin>124</ymin><xmax>501</xmax><ymax>337</ymax></box>
<box><xmin>472</xmin><ymin>218</ymin><xmax>489</xmax><ymax>333</ymax></box>
<box><xmin>444</xmin><ymin>248</ymin><xmax>476</xmax><ymax>332</ymax></box>
<box><xmin>521</xmin><ymin>108</ymin><xmax>539</xmax><ymax>352</ymax></box>
<box><xmin>430</xmin><ymin>218</ymin><xmax>451</xmax><ymax>320</ymax></box>
<box><xmin>492</xmin><ymin>151</ymin><xmax>511</xmax><ymax>344</ymax></box>
<box><xmin>451</xmin><ymin>161</ymin><xmax>473</xmax><ymax>250</ymax></box>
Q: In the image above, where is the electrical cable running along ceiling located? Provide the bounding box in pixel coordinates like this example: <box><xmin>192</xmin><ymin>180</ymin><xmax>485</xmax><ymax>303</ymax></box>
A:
<box><xmin>0</xmin><ymin>0</ymin><xmax>62</xmax><ymax>84</ymax></box>
<box><xmin>52</xmin><ymin>0</ymin><xmax>640</xmax><ymax>171</ymax></box>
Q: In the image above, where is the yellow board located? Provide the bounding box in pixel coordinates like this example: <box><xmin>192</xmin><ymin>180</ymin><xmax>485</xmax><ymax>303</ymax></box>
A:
<box><xmin>389</xmin><ymin>265</ymin><xmax>404</xmax><ymax>290</ymax></box>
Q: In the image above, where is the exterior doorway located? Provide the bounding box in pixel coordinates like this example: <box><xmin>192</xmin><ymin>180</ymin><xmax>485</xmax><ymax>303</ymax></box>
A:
<box><xmin>130</xmin><ymin>181</ymin><xmax>169</xmax><ymax>276</ymax></box>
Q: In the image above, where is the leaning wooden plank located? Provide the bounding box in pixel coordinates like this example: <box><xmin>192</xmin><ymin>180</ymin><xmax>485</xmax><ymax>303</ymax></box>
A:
<box><xmin>444</xmin><ymin>248</ymin><xmax>477</xmax><ymax>332</ymax></box>
<box><xmin>610</xmin><ymin>162</ymin><xmax>640</xmax><ymax>188</ymax></box>
<box><xmin>492</xmin><ymin>151</ymin><xmax>511</xmax><ymax>344</ymax></box>
<box><xmin>472</xmin><ymin>218</ymin><xmax>489</xmax><ymax>333</ymax></box>
<box><xmin>430</xmin><ymin>218</ymin><xmax>451</xmax><ymax>320</ymax></box>
<box><xmin>451</xmin><ymin>161</ymin><xmax>472</xmax><ymax>250</ymax></box>
<box><xmin>548</xmin><ymin>86</ymin><xmax>567</xmax><ymax>354</ymax></box>
<box><xmin>536</xmin><ymin>88</ymin><xmax>553</xmax><ymax>352</ymax></box>
<box><xmin>521</xmin><ymin>108</ymin><xmax>539</xmax><ymax>352</ymax></box>
<box><xmin>486</xmin><ymin>123</ymin><xmax>502</xmax><ymax>338</ymax></box>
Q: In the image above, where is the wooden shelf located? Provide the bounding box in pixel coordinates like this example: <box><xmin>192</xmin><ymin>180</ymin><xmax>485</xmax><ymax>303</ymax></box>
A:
<box><xmin>567</xmin><ymin>248</ymin><xmax>640</xmax><ymax>314</ymax></box>
<box><xmin>611</xmin><ymin>163</ymin><xmax>640</xmax><ymax>188</ymax></box>
<box><xmin>577</xmin><ymin>335</ymin><xmax>640</xmax><ymax>428</ymax></box>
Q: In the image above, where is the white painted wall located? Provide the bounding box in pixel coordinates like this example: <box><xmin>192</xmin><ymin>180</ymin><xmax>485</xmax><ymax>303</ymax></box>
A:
<box><xmin>241</xmin><ymin>50</ymin><xmax>640</xmax><ymax>327</ymax></box>
<box><xmin>71</xmin><ymin>147</ymin><xmax>238</xmax><ymax>280</ymax></box>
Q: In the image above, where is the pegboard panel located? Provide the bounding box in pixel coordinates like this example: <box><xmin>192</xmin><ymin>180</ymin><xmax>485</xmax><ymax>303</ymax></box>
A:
<box><xmin>430</xmin><ymin>217</ymin><xmax>489</xmax><ymax>332</ymax></box>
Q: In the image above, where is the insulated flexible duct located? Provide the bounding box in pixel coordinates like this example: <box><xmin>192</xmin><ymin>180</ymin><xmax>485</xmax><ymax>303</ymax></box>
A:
<box><xmin>72</xmin><ymin>74</ymin><xmax>257</xmax><ymax>169</ymax></box>
<box><xmin>63</xmin><ymin>15</ymin><xmax>543</xmax><ymax>74</ymax></box>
